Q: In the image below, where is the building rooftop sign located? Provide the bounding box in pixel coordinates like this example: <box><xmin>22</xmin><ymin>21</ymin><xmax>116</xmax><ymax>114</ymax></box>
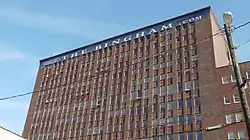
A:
<box><xmin>40</xmin><ymin>6</ymin><xmax>211</xmax><ymax>67</ymax></box>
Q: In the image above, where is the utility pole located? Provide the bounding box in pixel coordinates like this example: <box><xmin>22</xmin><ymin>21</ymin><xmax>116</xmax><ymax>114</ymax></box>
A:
<box><xmin>223</xmin><ymin>12</ymin><xmax>250</xmax><ymax>138</ymax></box>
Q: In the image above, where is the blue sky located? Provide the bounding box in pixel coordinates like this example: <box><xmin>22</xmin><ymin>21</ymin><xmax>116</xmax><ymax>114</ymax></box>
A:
<box><xmin>0</xmin><ymin>0</ymin><xmax>249</xmax><ymax>135</ymax></box>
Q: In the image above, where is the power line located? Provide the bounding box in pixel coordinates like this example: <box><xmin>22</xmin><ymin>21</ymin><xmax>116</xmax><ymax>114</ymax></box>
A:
<box><xmin>237</xmin><ymin>38</ymin><xmax>250</xmax><ymax>49</ymax></box>
<box><xmin>234</xmin><ymin>20</ymin><xmax>250</xmax><ymax>30</ymax></box>
<box><xmin>22</xmin><ymin>20</ymin><xmax>250</xmax><ymax>140</ymax></box>
<box><xmin>0</xmin><ymin>92</ymin><xmax>32</xmax><ymax>101</ymax></box>
<box><xmin>0</xmin><ymin>20</ymin><xmax>248</xmax><ymax>102</ymax></box>
<box><xmin>0</xmin><ymin>31</ymin><xmax>224</xmax><ymax>101</ymax></box>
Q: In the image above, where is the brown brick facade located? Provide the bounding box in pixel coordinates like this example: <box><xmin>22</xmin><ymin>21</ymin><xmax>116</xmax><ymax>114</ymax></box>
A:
<box><xmin>22</xmin><ymin>6</ymin><xmax>250</xmax><ymax>140</ymax></box>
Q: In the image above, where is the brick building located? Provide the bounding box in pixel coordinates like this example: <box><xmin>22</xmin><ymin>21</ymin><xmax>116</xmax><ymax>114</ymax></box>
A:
<box><xmin>22</xmin><ymin>6</ymin><xmax>250</xmax><ymax>140</ymax></box>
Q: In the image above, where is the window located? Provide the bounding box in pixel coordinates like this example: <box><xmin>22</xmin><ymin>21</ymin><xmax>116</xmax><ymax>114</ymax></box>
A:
<box><xmin>185</xmin><ymin>115</ymin><xmax>192</xmax><ymax>125</ymax></box>
<box><xmin>160</xmin><ymin>68</ymin><xmax>165</xmax><ymax>75</ymax></box>
<box><xmin>160</xmin><ymin>79</ymin><xmax>165</xmax><ymax>86</ymax></box>
<box><xmin>166</xmin><ymin>65</ymin><xmax>172</xmax><ymax>73</ymax></box>
<box><xmin>154</xmin><ymin>69</ymin><xmax>158</xmax><ymax>76</ymax></box>
<box><xmin>224</xmin><ymin>95</ymin><xmax>231</xmax><ymax>104</ymax></box>
<box><xmin>238</xmin><ymin>131</ymin><xmax>245</xmax><ymax>139</ymax></box>
<box><xmin>226</xmin><ymin>114</ymin><xmax>233</xmax><ymax>124</ymax></box>
<box><xmin>188</xmin><ymin>132</ymin><xmax>194</xmax><ymax>140</ymax></box>
<box><xmin>168</xmin><ymin>77</ymin><xmax>173</xmax><ymax>85</ymax></box>
<box><xmin>153</xmin><ymin>119</ymin><xmax>158</xmax><ymax>127</ymax></box>
<box><xmin>179</xmin><ymin>133</ymin><xmax>185</xmax><ymax>140</ymax></box>
<box><xmin>178</xmin><ymin>116</ymin><xmax>185</xmax><ymax>125</ymax></box>
<box><xmin>167</xmin><ymin>85</ymin><xmax>174</xmax><ymax>94</ymax></box>
<box><xmin>195</xmin><ymin>114</ymin><xmax>202</xmax><ymax>124</ymax></box>
<box><xmin>178</xmin><ymin>83</ymin><xmax>183</xmax><ymax>92</ymax></box>
<box><xmin>167</xmin><ymin>102</ymin><xmax>174</xmax><ymax>110</ymax></box>
<box><xmin>167</xmin><ymin>135</ymin><xmax>174</xmax><ymax>140</ymax></box>
<box><xmin>130</xmin><ymin>122</ymin><xmax>134</xmax><ymax>130</ymax></box>
<box><xmin>143</xmin><ymin>106</ymin><xmax>148</xmax><ymax>114</ymax></box>
<box><xmin>167</xmin><ymin>53</ymin><xmax>172</xmax><ymax>61</ymax></box>
<box><xmin>233</xmin><ymin>93</ymin><xmax>240</xmax><ymax>103</ymax></box>
<box><xmin>178</xmin><ymin>99</ymin><xmax>183</xmax><ymax>109</ymax></box>
<box><xmin>197</xmin><ymin>131</ymin><xmax>202</xmax><ymax>140</ymax></box>
<box><xmin>194</xmin><ymin>97</ymin><xmax>200</xmax><ymax>106</ymax></box>
<box><xmin>222</xmin><ymin>76</ymin><xmax>230</xmax><ymax>84</ymax></box>
<box><xmin>153</xmin><ymin>81</ymin><xmax>158</xmax><ymax>88</ymax></box>
<box><xmin>145</xmin><ymin>69</ymin><xmax>149</xmax><ymax>78</ymax></box>
<box><xmin>236</xmin><ymin>113</ymin><xmax>243</xmax><ymax>122</ymax></box>
<box><xmin>167</xmin><ymin>117</ymin><xmax>174</xmax><ymax>126</ymax></box>
<box><xmin>186</xmin><ymin>98</ymin><xmax>192</xmax><ymax>108</ymax></box>
<box><xmin>246</xmin><ymin>71</ymin><xmax>250</xmax><ymax>79</ymax></box>
<box><xmin>231</xmin><ymin>75</ymin><xmax>236</xmax><ymax>82</ymax></box>
<box><xmin>228</xmin><ymin>132</ymin><xmax>235</xmax><ymax>139</ymax></box>
<box><xmin>161</xmin><ymin>87</ymin><xmax>166</xmax><ymax>95</ymax></box>
<box><xmin>145</xmin><ymin>59</ymin><xmax>150</xmax><ymax>67</ymax></box>
<box><xmin>185</xmin><ymin>81</ymin><xmax>192</xmax><ymax>90</ymax></box>
<box><xmin>193</xmin><ymin>80</ymin><xmax>199</xmax><ymax>89</ymax></box>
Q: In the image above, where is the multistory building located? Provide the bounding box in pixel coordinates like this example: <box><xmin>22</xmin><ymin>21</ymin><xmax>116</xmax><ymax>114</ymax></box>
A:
<box><xmin>22</xmin><ymin>6</ymin><xmax>250</xmax><ymax>140</ymax></box>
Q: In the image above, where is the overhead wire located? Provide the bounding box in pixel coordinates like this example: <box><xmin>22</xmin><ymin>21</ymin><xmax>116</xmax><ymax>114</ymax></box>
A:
<box><xmin>1</xmin><ymin>18</ymin><xmax>249</xmax><ymax>102</ymax></box>
<box><xmin>21</xmin><ymin>19</ymin><xmax>250</xmax><ymax>140</ymax></box>
<box><xmin>234</xmin><ymin>20</ymin><xmax>250</xmax><ymax>30</ymax></box>
<box><xmin>237</xmin><ymin>38</ymin><xmax>250</xmax><ymax>49</ymax></box>
<box><xmin>0</xmin><ymin>28</ymin><xmax>225</xmax><ymax>101</ymax></box>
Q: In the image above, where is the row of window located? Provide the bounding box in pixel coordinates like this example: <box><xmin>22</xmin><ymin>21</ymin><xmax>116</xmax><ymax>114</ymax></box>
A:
<box><xmin>42</xmin><ymin>23</ymin><xmax>196</xmax><ymax>68</ymax></box>
<box><xmin>224</xmin><ymin>93</ymin><xmax>240</xmax><ymax>104</ymax></box>
<box><xmin>226</xmin><ymin>112</ymin><xmax>242</xmax><ymax>124</ymax></box>
<box><xmin>30</xmin><ymin>129</ymin><xmax>203</xmax><ymax>140</ymax></box>
<box><xmin>222</xmin><ymin>72</ymin><xmax>250</xmax><ymax>84</ymax></box>
<box><xmin>228</xmin><ymin>131</ymin><xmax>245</xmax><ymax>139</ymax></box>
<box><xmin>40</xmin><ymin>54</ymin><xmax>198</xmax><ymax>90</ymax></box>
<box><xmin>42</xmin><ymin>39</ymin><xmax>198</xmax><ymax>77</ymax></box>
<box><xmin>36</xmin><ymin>68</ymin><xmax>199</xmax><ymax>111</ymax></box>
<box><xmin>33</xmin><ymin>94</ymin><xmax>202</xmax><ymax>124</ymax></box>
<box><xmin>29</xmin><ymin>24</ymin><xmax>199</xmax><ymax>139</ymax></box>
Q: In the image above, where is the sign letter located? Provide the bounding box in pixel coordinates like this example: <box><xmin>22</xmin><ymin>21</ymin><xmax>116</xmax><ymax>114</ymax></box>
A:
<box><xmin>136</xmin><ymin>32</ymin><xmax>145</xmax><ymax>38</ymax></box>
<box><xmin>148</xmin><ymin>28</ymin><xmax>157</xmax><ymax>34</ymax></box>
<box><xmin>161</xmin><ymin>24</ymin><xmax>172</xmax><ymax>31</ymax></box>
<box><xmin>189</xmin><ymin>18</ymin><xmax>195</xmax><ymax>22</ymax></box>
<box><xmin>182</xmin><ymin>20</ymin><xmax>188</xmax><ymax>24</ymax></box>
<box><xmin>124</xmin><ymin>35</ymin><xmax>132</xmax><ymax>41</ymax></box>
<box><xmin>195</xmin><ymin>16</ymin><xmax>202</xmax><ymax>21</ymax></box>
<box><xmin>112</xmin><ymin>39</ymin><xmax>120</xmax><ymax>45</ymax></box>
<box><xmin>104</xmin><ymin>43</ymin><xmax>109</xmax><ymax>48</ymax></box>
<box><xmin>95</xmin><ymin>45</ymin><xmax>102</xmax><ymax>50</ymax></box>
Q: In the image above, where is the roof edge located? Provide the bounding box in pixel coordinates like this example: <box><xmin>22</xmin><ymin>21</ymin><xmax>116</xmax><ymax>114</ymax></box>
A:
<box><xmin>40</xmin><ymin>6</ymin><xmax>211</xmax><ymax>63</ymax></box>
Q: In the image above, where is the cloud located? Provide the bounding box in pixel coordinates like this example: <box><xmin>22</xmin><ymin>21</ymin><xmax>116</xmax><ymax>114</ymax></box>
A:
<box><xmin>0</xmin><ymin>41</ymin><xmax>40</xmax><ymax>62</ymax></box>
<box><xmin>0</xmin><ymin>43</ymin><xmax>27</xmax><ymax>61</ymax></box>
<box><xmin>0</xmin><ymin>100</ymin><xmax>29</xmax><ymax>111</ymax></box>
<box><xmin>0</xmin><ymin>7</ymin><xmax>127</xmax><ymax>40</ymax></box>
<box><xmin>0</xmin><ymin>51</ymin><xmax>25</xmax><ymax>60</ymax></box>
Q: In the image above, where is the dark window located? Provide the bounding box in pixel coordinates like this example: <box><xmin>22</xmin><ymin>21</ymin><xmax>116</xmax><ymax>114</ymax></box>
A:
<box><xmin>168</xmin><ymin>135</ymin><xmax>174</xmax><ymax>140</ymax></box>
<box><xmin>178</xmin><ymin>83</ymin><xmax>183</xmax><ymax>92</ymax></box>
<box><xmin>179</xmin><ymin>133</ymin><xmax>185</xmax><ymax>140</ymax></box>
<box><xmin>178</xmin><ymin>116</ymin><xmax>185</xmax><ymax>125</ymax></box>
<box><xmin>188</xmin><ymin>132</ymin><xmax>194</xmax><ymax>140</ymax></box>
<box><xmin>194</xmin><ymin>97</ymin><xmax>200</xmax><ymax>106</ymax></box>
<box><xmin>193</xmin><ymin>80</ymin><xmax>199</xmax><ymax>89</ymax></box>
<box><xmin>187</xmin><ymin>98</ymin><xmax>192</xmax><ymax>108</ymax></box>
<box><xmin>197</xmin><ymin>131</ymin><xmax>203</xmax><ymax>140</ymax></box>
<box><xmin>178</xmin><ymin>99</ymin><xmax>183</xmax><ymax>109</ymax></box>
<box><xmin>187</xmin><ymin>115</ymin><xmax>192</xmax><ymax>124</ymax></box>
